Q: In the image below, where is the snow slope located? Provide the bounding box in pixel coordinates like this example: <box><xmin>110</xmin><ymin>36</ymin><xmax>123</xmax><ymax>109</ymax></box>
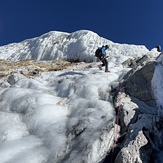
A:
<box><xmin>0</xmin><ymin>30</ymin><xmax>161</xmax><ymax>163</ymax></box>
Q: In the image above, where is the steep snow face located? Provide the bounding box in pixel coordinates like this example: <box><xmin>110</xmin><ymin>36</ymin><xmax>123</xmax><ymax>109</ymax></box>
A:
<box><xmin>0</xmin><ymin>31</ymin><xmax>69</xmax><ymax>61</ymax></box>
<box><xmin>0</xmin><ymin>30</ymin><xmax>149</xmax><ymax>62</ymax></box>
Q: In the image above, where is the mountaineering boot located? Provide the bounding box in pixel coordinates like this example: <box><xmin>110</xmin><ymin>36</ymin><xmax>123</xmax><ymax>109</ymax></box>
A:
<box><xmin>105</xmin><ymin>70</ymin><xmax>110</xmax><ymax>73</ymax></box>
<box><xmin>98</xmin><ymin>64</ymin><xmax>102</xmax><ymax>70</ymax></box>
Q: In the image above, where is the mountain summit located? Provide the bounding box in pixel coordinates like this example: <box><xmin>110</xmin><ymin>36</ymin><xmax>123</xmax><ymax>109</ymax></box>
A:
<box><xmin>0</xmin><ymin>30</ymin><xmax>148</xmax><ymax>62</ymax></box>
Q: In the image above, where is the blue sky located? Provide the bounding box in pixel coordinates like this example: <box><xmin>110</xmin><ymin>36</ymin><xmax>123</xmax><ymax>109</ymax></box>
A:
<box><xmin>0</xmin><ymin>0</ymin><xmax>163</xmax><ymax>50</ymax></box>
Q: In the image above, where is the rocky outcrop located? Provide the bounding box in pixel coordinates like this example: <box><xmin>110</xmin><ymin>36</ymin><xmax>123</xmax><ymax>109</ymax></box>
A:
<box><xmin>123</xmin><ymin>61</ymin><xmax>157</xmax><ymax>107</ymax></box>
<box><xmin>110</xmin><ymin>56</ymin><xmax>163</xmax><ymax>163</ymax></box>
<box><xmin>122</xmin><ymin>55</ymin><xmax>151</xmax><ymax>69</ymax></box>
<box><xmin>121</xmin><ymin>55</ymin><xmax>157</xmax><ymax>107</ymax></box>
<box><xmin>115</xmin><ymin>130</ymin><xmax>150</xmax><ymax>163</ymax></box>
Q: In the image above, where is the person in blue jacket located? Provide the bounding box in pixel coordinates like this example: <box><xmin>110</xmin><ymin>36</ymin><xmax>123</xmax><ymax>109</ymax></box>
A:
<box><xmin>98</xmin><ymin>45</ymin><xmax>110</xmax><ymax>72</ymax></box>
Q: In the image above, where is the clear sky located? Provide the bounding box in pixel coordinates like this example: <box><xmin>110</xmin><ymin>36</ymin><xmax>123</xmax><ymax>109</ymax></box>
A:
<box><xmin>0</xmin><ymin>0</ymin><xmax>163</xmax><ymax>50</ymax></box>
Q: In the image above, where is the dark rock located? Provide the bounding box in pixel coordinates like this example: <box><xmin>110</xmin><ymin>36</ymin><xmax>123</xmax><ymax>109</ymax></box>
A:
<box><xmin>123</xmin><ymin>61</ymin><xmax>157</xmax><ymax>107</ymax></box>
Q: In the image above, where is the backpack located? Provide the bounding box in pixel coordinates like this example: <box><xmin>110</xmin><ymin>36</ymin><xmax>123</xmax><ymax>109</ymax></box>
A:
<box><xmin>95</xmin><ymin>47</ymin><xmax>102</xmax><ymax>57</ymax></box>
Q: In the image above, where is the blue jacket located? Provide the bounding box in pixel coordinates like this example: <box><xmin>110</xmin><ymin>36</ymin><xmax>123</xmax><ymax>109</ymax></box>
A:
<box><xmin>101</xmin><ymin>46</ymin><xmax>107</xmax><ymax>56</ymax></box>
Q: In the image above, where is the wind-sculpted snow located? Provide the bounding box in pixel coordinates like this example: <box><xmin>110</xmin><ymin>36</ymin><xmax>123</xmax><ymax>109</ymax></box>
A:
<box><xmin>0</xmin><ymin>65</ymin><xmax>128</xmax><ymax>163</ymax></box>
<box><xmin>0</xmin><ymin>30</ymin><xmax>149</xmax><ymax>62</ymax></box>
<box><xmin>0</xmin><ymin>29</ymin><xmax>161</xmax><ymax>163</ymax></box>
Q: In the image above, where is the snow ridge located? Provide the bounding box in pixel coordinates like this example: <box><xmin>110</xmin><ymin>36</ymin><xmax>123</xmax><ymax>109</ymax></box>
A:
<box><xmin>0</xmin><ymin>30</ymin><xmax>148</xmax><ymax>62</ymax></box>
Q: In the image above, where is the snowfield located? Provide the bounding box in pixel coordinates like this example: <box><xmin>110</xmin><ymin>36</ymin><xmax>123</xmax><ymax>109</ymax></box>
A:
<box><xmin>0</xmin><ymin>30</ymin><xmax>162</xmax><ymax>163</ymax></box>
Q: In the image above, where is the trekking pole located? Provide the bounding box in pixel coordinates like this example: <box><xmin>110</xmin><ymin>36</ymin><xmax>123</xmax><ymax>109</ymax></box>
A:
<box><xmin>100</xmin><ymin>56</ymin><xmax>109</xmax><ymax>61</ymax></box>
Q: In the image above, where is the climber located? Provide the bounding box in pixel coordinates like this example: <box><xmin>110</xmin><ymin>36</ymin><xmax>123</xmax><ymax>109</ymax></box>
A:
<box><xmin>155</xmin><ymin>45</ymin><xmax>163</xmax><ymax>61</ymax></box>
<box><xmin>156</xmin><ymin>45</ymin><xmax>161</xmax><ymax>52</ymax></box>
<box><xmin>95</xmin><ymin>45</ymin><xmax>110</xmax><ymax>72</ymax></box>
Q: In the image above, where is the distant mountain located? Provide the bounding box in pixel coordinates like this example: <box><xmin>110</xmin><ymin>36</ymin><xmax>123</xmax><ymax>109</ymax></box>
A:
<box><xmin>0</xmin><ymin>30</ymin><xmax>149</xmax><ymax>62</ymax></box>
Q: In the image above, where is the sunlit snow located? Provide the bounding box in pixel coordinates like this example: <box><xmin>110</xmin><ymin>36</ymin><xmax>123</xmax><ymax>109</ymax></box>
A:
<box><xmin>0</xmin><ymin>30</ymin><xmax>162</xmax><ymax>163</ymax></box>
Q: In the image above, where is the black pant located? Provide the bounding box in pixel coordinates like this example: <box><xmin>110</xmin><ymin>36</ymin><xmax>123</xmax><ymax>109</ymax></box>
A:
<box><xmin>101</xmin><ymin>58</ymin><xmax>108</xmax><ymax>72</ymax></box>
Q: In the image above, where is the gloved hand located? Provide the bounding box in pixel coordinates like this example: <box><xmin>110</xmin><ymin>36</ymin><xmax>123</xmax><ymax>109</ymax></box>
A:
<box><xmin>100</xmin><ymin>55</ymin><xmax>104</xmax><ymax>59</ymax></box>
